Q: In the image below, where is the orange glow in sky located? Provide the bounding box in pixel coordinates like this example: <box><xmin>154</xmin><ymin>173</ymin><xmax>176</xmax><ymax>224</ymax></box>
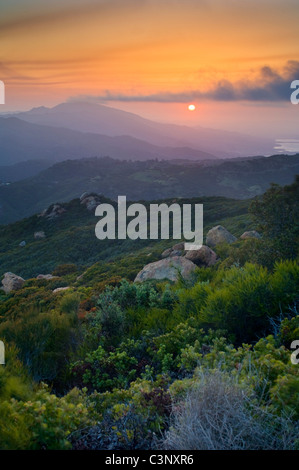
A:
<box><xmin>0</xmin><ymin>0</ymin><xmax>298</xmax><ymax>136</ymax></box>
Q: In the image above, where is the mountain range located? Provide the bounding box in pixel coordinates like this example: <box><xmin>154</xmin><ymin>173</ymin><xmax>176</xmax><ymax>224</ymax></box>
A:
<box><xmin>0</xmin><ymin>101</ymin><xmax>275</xmax><ymax>165</ymax></box>
<box><xmin>0</xmin><ymin>116</ymin><xmax>215</xmax><ymax>166</ymax></box>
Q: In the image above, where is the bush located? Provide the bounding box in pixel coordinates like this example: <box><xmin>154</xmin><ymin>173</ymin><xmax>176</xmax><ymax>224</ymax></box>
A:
<box><xmin>0</xmin><ymin>385</ymin><xmax>92</xmax><ymax>450</ymax></box>
<box><xmin>52</xmin><ymin>264</ymin><xmax>78</xmax><ymax>277</ymax></box>
<box><xmin>162</xmin><ymin>370</ymin><xmax>299</xmax><ymax>450</ymax></box>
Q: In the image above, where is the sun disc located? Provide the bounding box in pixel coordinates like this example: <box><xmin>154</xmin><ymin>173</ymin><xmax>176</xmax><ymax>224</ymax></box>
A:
<box><xmin>188</xmin><ymin>104</ymin><xmax>196</xmax><ymax>111</ymax></box>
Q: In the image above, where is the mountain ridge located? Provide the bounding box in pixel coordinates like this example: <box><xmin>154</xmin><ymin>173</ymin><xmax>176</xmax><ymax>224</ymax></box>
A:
<box><xmin>0</xmin><ymin>154</ymin><xmax>298</xmax><ymax>225</ymax></box>
<box><xmin>0</xmin><ymin>116</ymin><xmax>215</xmax><ymax>166</ymax></box>
<box><xmin>3</xmin><ymin>100</ymin><xmax>275</xmax><ymax>158</ymax></box>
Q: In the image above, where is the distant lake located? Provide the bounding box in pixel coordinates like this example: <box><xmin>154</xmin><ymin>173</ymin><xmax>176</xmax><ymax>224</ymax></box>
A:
<box><xmin>274</xmin><ymin>139</ymin><xmax>299</xmax><ymax>153</ymax></box>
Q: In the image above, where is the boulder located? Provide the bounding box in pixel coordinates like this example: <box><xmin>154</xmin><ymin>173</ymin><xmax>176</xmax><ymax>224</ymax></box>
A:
<box><xmin>240</xmin><ymin>230</ymin><xmax>261</xmax><ymax>240</ymax></box>
<box><xmin>185</xmin><ymin>245</ymin><xmax>217</xmax><ymax>267</ymax></box>
<box><xmin>19</xmin><ymin>241</ymin><xmax>26</xmax><ymax>247</ymax></box>
<box><xmin>53</xmin><ymin>287</ymin><xmax>70</xmax><ymax>294</ymax></box>
<box><xmin>171</xmin><ymin>249</ymin><xmax>183</xmax><ymax>257</ymax></box>
<box><xmin>34</xmin><ymin>231</ymin><xmax>46</xmax><ymax>240</ymax></box>
<box><xmin>36</xmin><ymin>274</ymin><xmax>56</xmax><ymax>280</ymax></box>
<box><xmin>161</xmin><ymin>242</ymin><xmax>185</xmax><ymax>258</ymax></box>
<box><xmin>40</xmin><ymin>204</ymin><xmax>66</xmax><ymax>219</ymax></box>
<box><xmin>135</xmin><ymin>256</ymin><xmax>196</xmax><ymax>282</ymax></box>
<box><xmin>79</xmin><ymin>192</ymin><xmax>89</xmax><ymax>201</ymax></box>
<box><xmin>161</xmin><ymin>248</ymin><xmax>173</xmax><ymax>258</ymax></box>
<box><xmin>2</xmin><ymin>272</ymin><xmax>25</xmax><ymax>293</ymax></box>
<box><xmin>172</xmin><ymin>242</ymin><xmax>185</xmax><ymax>251</ymax></box>
<box><xmin>80</xmin><ymin>193</ymin><xmax>101</xmax><ymax>211</ymax></box>
<box><xmin>206</xmin><ymin>225</ymin><xmax>236</xmax><ymax>247</ymax></box>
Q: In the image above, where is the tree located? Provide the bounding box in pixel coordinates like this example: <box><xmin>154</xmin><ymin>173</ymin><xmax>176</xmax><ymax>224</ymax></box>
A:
<box><xmin>249</xmin><ymin>176</ymin><xmax>299</xmax><ymax>262</ymax></box>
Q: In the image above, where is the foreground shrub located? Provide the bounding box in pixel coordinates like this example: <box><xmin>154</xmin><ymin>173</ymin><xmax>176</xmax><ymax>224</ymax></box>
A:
<box><xmin>162</xmin><ymin>370</ymin><xmax>299</xmax><ymax>450</ymax></box>
<box><xmin>0</xmin><ymin>385</ymin><xmax>92</xmax><ymax>450</ymax></box>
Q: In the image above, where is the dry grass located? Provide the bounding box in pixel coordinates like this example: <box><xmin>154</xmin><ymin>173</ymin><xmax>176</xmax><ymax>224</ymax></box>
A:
<box><xmin>162</xmin><ymin>370</ymin><xmax>298</xmax><ymax>450</ymax></box>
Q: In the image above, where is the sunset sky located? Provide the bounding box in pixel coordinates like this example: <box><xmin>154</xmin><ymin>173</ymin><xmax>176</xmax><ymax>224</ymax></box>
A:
<box><xmin>1</xmin><ymin>0</ymin><xmax>299</xmax><ymax>137</ymax></box>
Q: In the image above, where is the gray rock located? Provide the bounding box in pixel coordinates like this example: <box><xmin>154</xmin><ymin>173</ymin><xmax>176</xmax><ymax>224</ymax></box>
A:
<box><xmin>161</xmin><ymin>242</ymin><xmax>185</xmax><ymax>258</ymax></box>
<box><xmin>19</xmin><ymin>241</ymin><xmax>26</xmax><ymax>247</ymax></box>
<box><xmin>161</xmin><ymin>248</ymin><xmax>173</xmax><ymax>258</ymax></box>
<box><xmin>2</xmin><ymin>272</ymin><xmax>25</xmax><ymax>293</ymax></box>
<box><xmin>171</xmin><ymin>249</ymin><xmax>183</xmax><ymax>257</ymax></box>
<box><xmin>172</xmin><ymin>242</ymin><xmax>185</xmax><ymax>251</ymax></box>
<box><xmin>40</xmin><ymin>204</ymin><xmax>66</xmax><ymax>219</ymax></box>
<box><xmin>34</xmin><ymin>231</ymin><xmax>46</xmax><ymax>240</ymax></box>
<box><xmin>80</xmin><ymin>193</ymin><xmax>101</xmax><ymax>211</ymax></box>
<box><xmin>135</xmin><ymin>256</ymin><xmax>196</xmax><ymax>282</ymax></box>
<box><xmin>240</xmin><ymin>230</ymin><xmax>261</xmax><ymax>240</ymax></box>
<box><xmin>185</xmin><ymin>245</ymin><xmax>217</xmax><ymax>267</ymax></box>
<box><xmin>206</xmin><ymin>225</ymin><xmax>237</xmax><ymax>247</ymax></box>
<box><xmin>80</xmin><ymin>192</ymin><xmax>89</xmax><ymax>201</ymax></box>
<box><xmin>36</xmin><ymin>274</ymin><xmax>56</xmax><ymax>280</ymax></box>
<box><xmin>53</xmin><ymin>287</ymin><xmax>70</xmax><ymax>294</ymax></box>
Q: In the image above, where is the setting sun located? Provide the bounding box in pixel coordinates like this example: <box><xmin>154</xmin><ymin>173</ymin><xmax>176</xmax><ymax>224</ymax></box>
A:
<box><xmin>188</xmin><ymin>104</ymin><xmax>196</xmax><ymax>111</ymax></box>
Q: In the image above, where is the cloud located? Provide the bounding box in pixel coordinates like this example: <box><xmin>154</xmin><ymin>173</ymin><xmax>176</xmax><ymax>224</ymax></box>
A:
<box><xmin>73</xmin><ymin>61</ymin><xmax>299</xmax><ymax>103</ymax></box>
<box><xmin>0</xmin><ymin>0</ymin><xmax>144</xmax><ymax>35</ymax></box>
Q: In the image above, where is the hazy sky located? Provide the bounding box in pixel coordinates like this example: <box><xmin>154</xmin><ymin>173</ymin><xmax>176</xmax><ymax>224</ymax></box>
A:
<box><xmin>1</xmin><ymin>0</ymin><xmax>299</xmax><ymax>137</ymax></box>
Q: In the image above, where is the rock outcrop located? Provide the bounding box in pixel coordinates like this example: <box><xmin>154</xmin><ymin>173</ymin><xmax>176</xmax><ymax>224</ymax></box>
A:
<box><xmin>34</xmin><ymin>231</ymin><xmax>46</xmax><ymax>240</ymax></box>
<box><xmin>206</xmin><ymin>225</ymin><xmax>236</xmax><ymax>247</ymax></box>
<box><xmin>135</xmin><ymin>256</ymin><xmax>196</xmax><ymax>282</ymax></box>
<box><xmin>161</xmin><ymin>242</ymin><xmax>185</xmax><ymax>258</ymax></box>
<box><xmin>240</xmin><ymin>230</ymin><xmax>261</xmax><ymax>240</ymax></box>
<box><xmin>40</xmin><ymin>204</ymin><xmax>66</xmax><ymax>220</ymax></box>
<box><xmin>53</xmin><ymin>287</ymin><xmax>70</xmax><ymax>294</ymax></box>
<box><xmin>80</xmin><ymin>193</ymin><xmax>101</xmax><ymax>211</ymax></box>
<box><xmin>185</xmin><ymin>245</ymin><xmax>217</xmax><ymax>267</ymax></box>
<box><xmin>2</xmin><ymin>272</ymin><xmax>25</xmax><ymax>293</ymax></box>
<box><xmin>36</xmin><ymin>274</ymin><xmax>56</xmax><ymax>280</ymax></box>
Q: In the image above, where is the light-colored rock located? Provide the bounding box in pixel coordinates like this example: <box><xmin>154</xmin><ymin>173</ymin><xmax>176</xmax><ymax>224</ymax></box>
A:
<box><xmin>40</xmin><ymin>204</ymin><xmax>66</xmax><ymax>219</ymax></box>
<box><xmin>80</xmin><ymin>193</ymin><xmax>101</xmax><ymax>211</ymax></box>
<box><xmin>19</xmin><ymin>241</ymin><xmax>26</xmax><ymax>247</ymax></box>
<box><xmin>161</xmin><ymin>242</ymin><xmax>185</xmax><ymax>258</ymax></box>
<box><xmin>80</xmin><ymin>192</ymin><xmax>89</xmax><ymax>201</ymax></box>
<box><xmin>53</xmin><ymin>287</ymin><xmax>70</xmax><ymax>294</ymax></box>
<box><xmin>161</xmin><ymin>248</ymin><xmax>173</xmax><ymax>258</ymax></box>
<box><xmin>2</xmin><ymin>272</ymin><xmax>25</xmax><ymax>293</ymax></box>
<box><xmin>185</xmin><ymin>245</ymin><xmax>217</xmax><ymax>267</ymax></box>
<box><xmin>170</xmin><ymin>249</ymin><xmax>183</xmax><ymax>257</ymax></box>
<box><xmin>34</xmin><ymin>231</ymin><xmax>46</xmax><ymax>240</ymax></box>
<box><xmin>206</xmin><ymin>225</ymin><xmax>237</xmax><ymax>247</ymax></box>
<box><xmin>240</xmin><ymin>230</ymin><xmax>261</xmax><ymax>240</ymax></box>
<box><xmin>135</xmin><ymin>256</ymin><xmax>196</xmax><ymax>283</ymax></box>
<box><xmin>37</xmin><ymin>274</ymin><xmax>56</xmax><ymax>280</ymax></box>
<box><xmin>172</xmin><ymin>242</ymin><xmax>185</xmax><ymax>251</ymax></box>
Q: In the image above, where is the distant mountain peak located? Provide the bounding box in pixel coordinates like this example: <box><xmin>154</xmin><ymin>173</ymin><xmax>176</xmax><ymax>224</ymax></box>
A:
<box><xmin>2</xmin><ymin>100</ymin><xmax>275</xmax><ymax>158</ymax></box>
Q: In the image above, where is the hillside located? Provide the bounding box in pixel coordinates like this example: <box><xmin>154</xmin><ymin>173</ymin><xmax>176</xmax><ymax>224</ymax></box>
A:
<box><xmin>0</xmin><ymin>194</ymin><xmax>250</xmax><ymax>279</ymax></box>
<box><xmin>0</xmin><ymin>154</ymin><xmax>298</xmax><ymax>224</ymax></box>
<box><xmin>0</xmin><ymin>179</ymin><xmax>298</xmax><ymax>450</ymax></box>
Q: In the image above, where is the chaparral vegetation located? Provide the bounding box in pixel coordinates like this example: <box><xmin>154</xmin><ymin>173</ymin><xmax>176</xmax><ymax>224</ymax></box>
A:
<box><xmin>0</xmin><ymin>177</ymin><xmax>298</xmax><ymax>450</ymax></box>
